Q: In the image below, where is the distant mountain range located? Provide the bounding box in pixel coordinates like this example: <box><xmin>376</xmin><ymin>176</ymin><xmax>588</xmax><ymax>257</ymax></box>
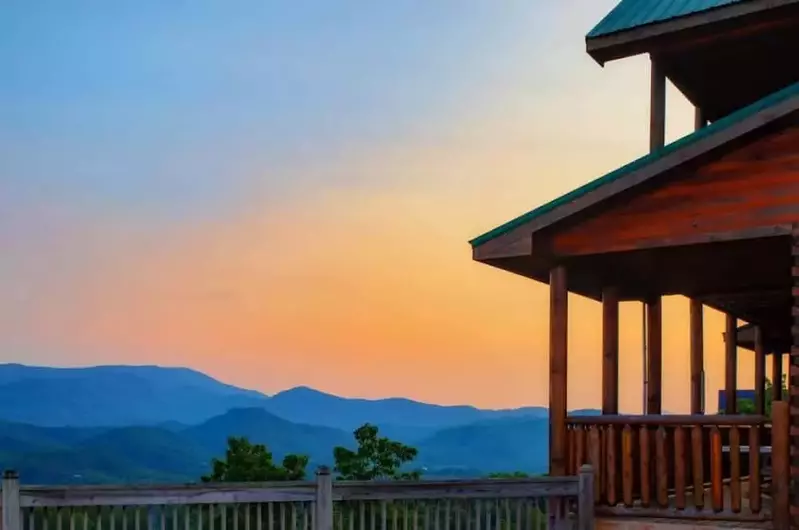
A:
<box><xmin>0</xmin><ymin>364</ymin><xmax>597</xmax><ymax>484</ymax></box>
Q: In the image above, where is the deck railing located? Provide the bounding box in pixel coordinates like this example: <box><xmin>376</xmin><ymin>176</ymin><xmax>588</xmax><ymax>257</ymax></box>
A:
<box><xmin>0</xmin><ymin>467</ymin><xmax>595</xmax><ymax>530</ymax></box>
<box><xmin>565</xmin><ymin>401</ymin><xmax>790</xmax><ymax>527</ymax></box>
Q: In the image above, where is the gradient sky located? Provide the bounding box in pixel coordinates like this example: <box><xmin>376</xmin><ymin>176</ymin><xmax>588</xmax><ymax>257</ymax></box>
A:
<box><xmin>0</xmin><ymin>0</ymin><xmax>759</xmax><ymax>412</ymax></box>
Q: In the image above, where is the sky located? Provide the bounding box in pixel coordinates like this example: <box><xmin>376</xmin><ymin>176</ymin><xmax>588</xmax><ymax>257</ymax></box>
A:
<box><xmin>0</xmin><ymin>0</ymin><xmax>761</xmax><ymax>412</ymax></box>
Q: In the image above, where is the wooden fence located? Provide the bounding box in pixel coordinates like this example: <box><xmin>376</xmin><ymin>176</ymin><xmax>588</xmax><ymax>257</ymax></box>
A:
<box><xmin>0</xmin><ymin>467</ymin><xmax>594</xmax><ymax>530</ymax></box>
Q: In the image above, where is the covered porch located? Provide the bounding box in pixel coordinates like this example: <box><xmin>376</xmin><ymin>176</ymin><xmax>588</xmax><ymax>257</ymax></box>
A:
<box><xmin>470</xmin><ymin>80</ymin><xmax>799</xmax><ymax>527</ymax></box>
<box><xmin>552</xmin><ymin>235</ymin><xmax>791</xmax><ymax>525</ymax></box>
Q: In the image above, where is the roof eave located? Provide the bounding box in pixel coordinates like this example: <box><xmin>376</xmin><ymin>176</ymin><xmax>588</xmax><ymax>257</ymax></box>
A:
<box><xmin>469</xmin><ymin>82</ymin><xmax>799</xmax><ymax>259</ymax></box>
<box><xmin>585</xmin><ymin>0</ymin><xmax>799</xmax><ymax>65</ymax></box>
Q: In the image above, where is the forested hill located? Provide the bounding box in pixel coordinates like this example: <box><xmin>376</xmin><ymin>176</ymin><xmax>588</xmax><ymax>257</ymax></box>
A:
<box><xmin>0</xmin><ymin>364</ymin><xmax>597</xmax><ymax>484</ymax></box>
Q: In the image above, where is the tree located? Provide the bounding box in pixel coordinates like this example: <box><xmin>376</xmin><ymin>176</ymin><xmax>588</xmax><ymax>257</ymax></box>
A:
<box><xmin>722</xmin><ymin>375</ymin><xmax>788</xmax><ymax>417</ymax></box>
<box><xmin>202</xmin><ymin>436</ymin><xmax>308</xmax><ymax>482</ymax></box>
<box><xmin>333</xmin><ymin>423</ymin><xmax>421</xmax><ymax>480</ymax></box>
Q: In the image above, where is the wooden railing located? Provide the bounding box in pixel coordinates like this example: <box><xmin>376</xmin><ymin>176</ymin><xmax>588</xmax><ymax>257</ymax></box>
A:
<box><xmin>0</xmin><ymin>467</ymin><xmax>595</xmax><ymax>530</ymax></box>
<box><xmin>566</xmin><ymin>402</ymin><xmax>790</xmax><ymax>527</ymax></box>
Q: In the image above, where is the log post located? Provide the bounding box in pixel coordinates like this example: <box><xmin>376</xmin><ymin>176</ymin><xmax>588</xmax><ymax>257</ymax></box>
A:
<box><xmin>773</xmin><ymin>352</ymin><xmax>784</xmax><ymax>402</ymax></box>
<box><xmin>754</xmin><ymin>326</ymin><xmax>766</xmax><ymax>415</ymax></box>
<box><xmin>550</xmin><ymin>266</ymin><xmax>568</xmax><ymax>476</ymax></box>
<box><xmin>647</xmin><ymin>296</ymin><xmax>662</xmax><ymax>415</ymax></box>
<box><xmin>689</xmin><ymin>109</ymin><xmax>705</xmax><ymax>415</ymax></box>
<box><xmin>772</xmin><ymin>400</ymin><xmax>790</xmax><ymax>530</ymax></box>
<box><xmin>690</xmin><ymin>299</ymin><xmax>704</xmax><ymax>414</ymax></box>
<box><xmin>578</xmin><ymin>465</ymin><xmax>595</xmax><ymax>530</ymax></box>
<box><xmin>2</xmin><ymin>470</ymin><xmax>21</xmax><ymax>530</ymax></box>
<box><xmin>602</xmin><ymin>287</ymin><xmax>619</xmax><ymax>415</ymax></box>
<box><xmin>649</xmin><ymin>56</ymin><xmax>666</xmax><ymax>152</ymax></box>
<box><xmin>790</xmin><ymin>224</ymin><xmax>799</xmax><ymax>527</ymax></box>
<box><xmin>644</xmin><ymin>56</ymin><xmax>665</xmax><ymax>416</ymax></box>
<box><xmin>314</xmin><ymin>466</ymin><xmax>333</xmax><ymax>530</ymax></box>
<box><xmin>725</xmin><ymin>314</ymin><xmax>738</xmax><ymax>415</ymax></box>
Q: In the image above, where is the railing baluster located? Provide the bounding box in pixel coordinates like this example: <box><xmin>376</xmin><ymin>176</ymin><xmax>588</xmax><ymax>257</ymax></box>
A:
<box><xmin>605</xmin><ymin>424</ymin><xmax>617</xmax><ymax>507</ymax></box>
<box><xmin>710</xmin><ymin>425</ymin><xmax>723</xmax><ymax>512</ymax></box>
<box><xmin>749</xmin><ymin>423</ymin><xmax>762</xmax><ymax>514</ymax></box>
<box><xmin>674</xmin><ymin>425</ymin><xmax>686</xmax><ymax>510</ymax></box>
<box><xmin>730</xmin><ymin>425</ymin><xmax>742</xmax><ymax>513</ymax></box>
<box><xmin>575</xmin><ymin>427</ymin><xmax>585</xmax><ymax>474</ymax></box>
<box><xmin>588</xmin><ymin>427</ymin><xmax>601</xmax><ymax>502</ymax></box>
<box><xmin>691</xmin><ymin>425</ymin><xmax>704</xmax><ymax>510</ymax></box>
<box><xmin>621</xmin><ymin>425</ymin><xmax>633</xmax><ymax>507</ymax></box>
<box><xmin>639</xmin><ymin>425</ymin><xmax>651</xmax><ymax>508</ymax></box>
<box><xmin>268</xmin><ymin>502</ymin><xmax>274</xmax><ymax>530</ymax></box>
<box><xmin>655</xmin><ymin>426</ymin><xmax>668</xmax><ymax>508</ymax></box>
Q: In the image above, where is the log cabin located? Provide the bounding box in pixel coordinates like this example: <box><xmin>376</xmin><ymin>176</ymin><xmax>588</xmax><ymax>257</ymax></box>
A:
<box><xmin>470</xmin><ymin>0</ymin><xmax>799</xmax><ymax>528</ymax></box>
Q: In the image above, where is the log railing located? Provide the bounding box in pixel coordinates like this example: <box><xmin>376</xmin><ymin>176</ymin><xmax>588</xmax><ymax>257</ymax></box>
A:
<box><xmin>566</xmin><ymin>403</ymin><xmax>790</xmax><ymax>526</ymax></box>
<box><xmin>0</xmin><ymin>467</ymin><xmax>596</xmax><ymax>530</ymax></box>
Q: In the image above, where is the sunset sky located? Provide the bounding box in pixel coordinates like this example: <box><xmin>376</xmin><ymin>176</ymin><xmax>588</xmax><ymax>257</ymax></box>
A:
<box><xmin>0</xmin><ymin>1</ymin><xmax>759</xmax><ymax>412</ymax></box>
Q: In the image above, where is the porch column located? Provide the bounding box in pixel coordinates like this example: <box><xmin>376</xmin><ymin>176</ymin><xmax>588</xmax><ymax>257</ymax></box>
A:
<box><xmin>602</xmin><ymin>287</ymin><xmax>619</xmax><ymax>415</ymax></box>
<box><xmin>724</xmin><ymin>314</ymin><xmax>738</xmax><ymax>414</ymax></box>
<box><xmin>791</xmin><ymin>224</ymin><xmax>799</xmax><ymax>527</ymax></box>
<box><xmin>649</xmin><ymin>56</ymin><xmax>666</xmax><ymax>152</ymax></box>
<box><xmin>754</xmin><ymin>326</ymin><xmax>766</xmax><ymax>415</ymax></box>
<box><xmin>549</xmin><ymin>266</ymin><xmax>568</xmax><ymax>476</ymax></box>
<box><xmin>773</xmin><ymin>352</ymin><xmax>784</xmax><ymax>401</ymax></box>
<box><xmin>646</xmin><ymin>296</ymin><xmax>662</xmax><ymax>414</ymax></box>
<box><xmin>641</xmin><ymin>57</ymin><xmax>665</xmax><ymax>416</ymax></box>
<box><xmin>690</xmin><ymin>299</ymin><xmax>704</xmax><ymax>414</ymax></box>
<box><xmin>689</xmin><ymin>108</ymin><xmax>706</xmax><ymax>415</ymax></box>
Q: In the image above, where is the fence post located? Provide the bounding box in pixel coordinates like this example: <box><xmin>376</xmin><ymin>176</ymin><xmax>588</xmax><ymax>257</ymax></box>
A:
<box><xmin>2</xmin><ymin>470</ymin><xmax>21</xmax><ymax>530</ymax></box>
<box><xmin>577</xmin><ymin>465</ymin><xmax>595</xmax><ymax>530</ymax></box>
<box><xmin>314</xmin><ymin>466</ymin><xmax>333</xmax><ymax>530</ymax></box>
<box><xmin>772</xmin><ymin>401</ymin><xmax>790</xmax><ymax>530</ymax></box>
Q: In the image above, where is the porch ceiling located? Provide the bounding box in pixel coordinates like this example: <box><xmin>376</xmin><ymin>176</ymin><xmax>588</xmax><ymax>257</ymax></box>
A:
<box><xmin>483</xmin><ymin>235</ymin><xmax>792</xmax><ymax>328</ymax></box>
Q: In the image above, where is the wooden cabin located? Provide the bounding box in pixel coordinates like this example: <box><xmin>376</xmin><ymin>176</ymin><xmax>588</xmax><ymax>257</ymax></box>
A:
<box><xmin>470</xmin><ymin>1</ymin><xmax>799</xmax><ymax>528</ymax></box>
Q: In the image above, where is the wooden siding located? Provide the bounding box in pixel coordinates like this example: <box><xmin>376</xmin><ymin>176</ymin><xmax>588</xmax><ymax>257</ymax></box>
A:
<box><xmin>550</xmin><ymin>125</ymin><xmax>799</xmax><ymax>257</ymax></box>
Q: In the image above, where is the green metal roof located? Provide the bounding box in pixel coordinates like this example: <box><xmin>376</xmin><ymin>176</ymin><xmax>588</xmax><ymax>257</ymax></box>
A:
<box><xmin>469</xmin><ymin>80</ymin><xmax>799</xmax><ymax>248</ymax></box>
<box><xmin>587</xmin><ymin>0</ymin><xmax>747</xmax><ymax>39</ymax></box>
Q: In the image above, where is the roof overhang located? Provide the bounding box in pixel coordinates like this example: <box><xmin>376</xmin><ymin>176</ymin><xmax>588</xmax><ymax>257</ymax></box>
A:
<box><xmin>470</xmin><ymin>82</ymin><xmax>799</xmax><ymax>264</ymax></box>
<box><xmin>726</xmin><ymin>323</ymin><xmax>790</xmax><ymax>354</ymax></box>
<box><xmin>586</xmin><ymin>0</ymin><xmax>799</xmax><ymax>65</ymax></box>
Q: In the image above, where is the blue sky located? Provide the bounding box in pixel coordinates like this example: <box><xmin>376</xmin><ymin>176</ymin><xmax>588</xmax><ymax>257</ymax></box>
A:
<box><xmin>0</xmin><ymin>1</ymin><xmax>724</xmax><ymax>411</ymax></box>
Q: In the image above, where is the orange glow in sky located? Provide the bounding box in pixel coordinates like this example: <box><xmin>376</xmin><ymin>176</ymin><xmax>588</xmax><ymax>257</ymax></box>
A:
<box><xmin>1</xmin><ymin>1</ymin><xmax>762</xmax><ymax>412</ymax></box>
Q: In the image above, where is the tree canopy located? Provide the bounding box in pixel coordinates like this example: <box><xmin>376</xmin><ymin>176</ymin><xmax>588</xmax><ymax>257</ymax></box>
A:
<box><xmin>201</xmin><ymin>436</ymin><xmax>308</xmax><ymax>482</ymax></box>
<box><xmin>333</xmin><ymin>423</ymin><xmax>421</xmax><ymax>480</ymax></box>
<box><xmin>725</xmin><ymin>375</ymin><xmax>787</xmax><ymax>417</ymax></box>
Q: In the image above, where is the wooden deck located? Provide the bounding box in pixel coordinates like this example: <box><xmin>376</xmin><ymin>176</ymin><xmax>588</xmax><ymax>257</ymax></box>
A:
<box><xmin>597</xmin><ymin>518</ymin><xmax>772</xmax><ymax>530</ymax></box>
